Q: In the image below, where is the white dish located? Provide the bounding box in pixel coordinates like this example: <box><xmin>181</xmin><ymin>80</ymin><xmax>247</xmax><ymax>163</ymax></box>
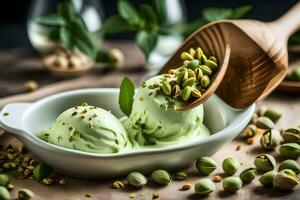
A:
<box><xmin>0</xmin><ymin>88</ymin><xmax>255</xmax><ymax>178</ymax></box>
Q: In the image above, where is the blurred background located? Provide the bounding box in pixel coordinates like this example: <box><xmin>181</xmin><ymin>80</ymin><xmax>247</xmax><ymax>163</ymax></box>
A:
<box><xmin>0</xmin><ymin>0</ymin><xmax>298</xmax><ymax>49</ymax></box>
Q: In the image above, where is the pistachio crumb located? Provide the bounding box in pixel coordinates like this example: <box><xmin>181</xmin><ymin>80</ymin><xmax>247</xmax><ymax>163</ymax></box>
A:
<box><xmin>180</xmin><ymin>183</ymin><xmax>192</xmax><ymax>191</ymax></box>
<box><xmin>246</xmin><ymin>138</ymin><xmax>254</xmax><ymax>145</ymax></box>
<box><xmin>59</xmin><ymin>178</ymin><xmax>67</xmax><ymax>185</ymax></box>
<box><xmin>236</xmin><ymin>144</ymin><xmax>241</xmax><ymax>151</ymax></box>
<box><xmin>71</xmin><ymin>111</ymin><xmax>78</xmax><ymax>116</ymax></box>
<box><xmin>213</xmin><ymin>175</ymin><xmax>222</xmax><ymax>182</ymax></box>
<box><xmin>152</xmin><ymin>192</ymin><xmax>159</xmax><ymax>199</ymax></box>
<box><xmin>7</xmin><ymin>183</ymin><xmax>15</xmax><ymax>190</ymax></box>
<box><xmin>139</xmin><ymin>96</ymin><xmax>144</xmax><ymax>101</ymax></box>
<box><xmin>85</xmin><ymin>193</ymin><xmax>92</xmax><ymax>198</ymax></box>
<box><xmin>129</xmin><ymin>193</ymin><xmax>136</xmax><ymax>198</ymax></box>
<box><xmin>3</xmin><ymin>112</ymin><xmax>9</xmax><ymax>116</ymax></box>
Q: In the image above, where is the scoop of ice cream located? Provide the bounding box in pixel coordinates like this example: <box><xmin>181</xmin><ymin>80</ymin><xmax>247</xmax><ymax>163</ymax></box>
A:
<box><xmin>40</xmin><ymin>104</ymin><xmax>130</xmax><ymax>153</ymax></box>
<box><xmin>121</xmin><ymin>74</ymin><xmax>210</xmax><ymax>148</ymax></box>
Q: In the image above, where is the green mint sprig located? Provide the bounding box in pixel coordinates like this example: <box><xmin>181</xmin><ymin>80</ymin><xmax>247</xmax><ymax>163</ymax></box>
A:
<box><xmin>119</xmin><ymin>76</ymin><xmax>135</xmax><ymax>117</ymax></box>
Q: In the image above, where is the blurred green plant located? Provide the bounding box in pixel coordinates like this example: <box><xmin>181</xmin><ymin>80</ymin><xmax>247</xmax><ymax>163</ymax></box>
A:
<box><xmin>35</xmin><ymin>0</ymin><xmax>119</xmax><ymax>66</ymax></box>
<box><xmin>102</xmin><ymin>0</ymin><xmax>252</xmax><ymax>60</ymax></box>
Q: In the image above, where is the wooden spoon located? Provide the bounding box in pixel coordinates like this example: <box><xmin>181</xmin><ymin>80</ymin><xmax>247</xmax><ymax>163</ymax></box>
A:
<box><xmin>160</xmin><ymin>2</ymin><xmax>300</xmax><ymax>111</ymax></box>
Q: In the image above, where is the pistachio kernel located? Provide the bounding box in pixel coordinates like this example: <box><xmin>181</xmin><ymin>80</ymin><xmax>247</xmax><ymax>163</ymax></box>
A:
<box><xmin>191</xmin><ymin>89</ymin><xmax>202</xmax><ymax>98</ymax></box>
<box><xmin>194</xmin><ymin>68</ymin><xmax>203</xmax><ymax>80</ymax></box>
<box><xmin>175</xmin><ymin>171</ymin><xmax>187</xmax><ymax>180</ymax></box>
<box><xmin>205</xmin><ymin>60</ymin><xmax>218</xmax><ymax>70</ymax></box>
<box><xmin>260</xmin><ymin>129</ymin><xmax>282</xmax><ymax>150</ymax></box>
<box><xmin>180</xmin><ymin>183</ymin><xmax>192</xmax><ymax>191</ymax></box>
<box><xmin>222</xmin><ymin>177</ymin><xmax>242</xmax><ymax>193</ymax></box>
<box><xmin>200</xmin><ymin>75</ymin><xmax>210</xmax><ymax>88</ymax></box>
<box><xmin>189</xmin><ymin>48</ymin><xmax>195</xmax><ymax>57</ymax></box>
<box><xmin>187</xmin><ymin>59</ymin><xmax>200</xmax><ymax>70</ymax></box>
<box><xmin>181</xmin><ymin>52</ymin><xmax>194</xmax><ymax>60</ymax></box>
<box><xmin>182</xmin><ymin>86</ymin><xmax>192</xmax><ymax>101</ymax></box>
<box><xmin>244</xmin><ymin>124</ymin><xmax>257</xmax><ymax>138</ymax></box>
<box><xmin>182</xmin><ymin>77</ymin><xmax>196</xmax><ymax>88</ymax></box>
<box><xmin>111</xmin><ymin>180</ymin><xmax>125</xmax><ymax>189</ymax></box>
<box><xmin>195</xmin><ymin>47</ymin><xmax>203</xmax><ymax>60</ymax></box>
<box><xmin>199</xmin><ymin>65</ymin><xmax>212</xmax><ymax>75</ymax></box>
<box><xmin>208</xmin><ymin>56</ymin><xmax>217</xmax><ymax>63</ymax></box>
<box><xmin>127</xmin><ymin>172</ymin><xmax>147</xmax><ymax>188</ymax></box>
<box><xmin>161</xmin><ymin>81</ymin><xmax>172</xmax><ymax>96</ymax></box>
<box><xmin>187</xmin><ymin>68</ymin><xmax>196</xmax><ymax>78</ymax></box>
<box><xmin>222</xmin><ymin>157</ymin><xmax>239</xmax><ymax>176</ymax></box>
<box><xmin>213</xmin><ymin>175</ymin><xmax>222</xmax><ymax>182</ymax></box>
<box><xmin>177</xmin><ymin>70</ymin><xmax>188</xmax><ymax>84</ymax></box>
<box><xmin>196</xmin><ymin>157</ymin><xmax>217</xmax><ymax>175</ymax></box>
<box><xmin>254</xmin><ymin>154</ymin><xmax>276</xmax><ymax>172</ymax></box>
<box><xmin>200</xmin><ymin>54</ymin><xmax>208</xmax><ymax>64</ymax></box>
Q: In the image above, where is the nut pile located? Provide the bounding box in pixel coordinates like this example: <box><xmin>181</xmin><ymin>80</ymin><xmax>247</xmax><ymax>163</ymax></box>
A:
<box><xmin>159</xmin><ymin>47</ymin><xmax>218</xmax><ymax>102</ymax></box>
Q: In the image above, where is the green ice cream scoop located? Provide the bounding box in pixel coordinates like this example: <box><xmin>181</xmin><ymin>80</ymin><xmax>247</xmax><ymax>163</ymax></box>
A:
<box><xmin>40</xmin><ymin>104</ymin><xmax>130</xmax><ymax>153</ymax></box>
<box><xmin>122</xmin><ymin>74</ymin><xmax>210</xmax><ymax>148</ymax></box>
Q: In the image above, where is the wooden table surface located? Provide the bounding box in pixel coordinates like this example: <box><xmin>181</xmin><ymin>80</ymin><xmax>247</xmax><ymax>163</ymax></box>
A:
<box><xmin>0</xmin><ymin>42</ymin><xmax>299</xmax><ymax>200</ymax></box>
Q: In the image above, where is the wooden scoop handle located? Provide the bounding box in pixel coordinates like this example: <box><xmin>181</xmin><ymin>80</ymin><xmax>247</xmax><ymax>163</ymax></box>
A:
<box><xmin>268</xmin><ymin>1</ymin><xmax>300</xmax><ymax>41</ymax></box>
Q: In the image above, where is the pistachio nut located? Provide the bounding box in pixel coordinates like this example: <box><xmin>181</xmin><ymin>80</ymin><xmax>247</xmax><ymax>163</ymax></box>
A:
<box><xmin>196</xmin><ymin>157</ymin><xmax>217</xmax><ymax>175</ymax></box>
<box><xmin>239</xmin><ymin>168</ymin><xmax>257</xmax><ymax>183</ymax></box>
<box><xmin>194</xmin><ymin>68</ymin><xmax>203</xmax><ymax>80</ymax></box>
<box><xmin>200</xmin><ymin>75</ymin><xmax>210</xmax><ymax>88</ymax></box>
<box><xmin>200</xmin><ymin>54</ymin><xmax>208</xmax><ymax>64</ymax></box>
<box><xmin>183</xmin><ymin>60</ymin><xmax>190</xmax><ymax>67</ymax></box>
<box><xmin>161</xmin><ymin>81</ymin><xmax>172</xmax><ymax>96</ymax></box>
<box><xmin>182</xmin><ymin>77</ymin><xmax>196</xmax><ymax>88</ymax></box>
<box><xmin>175</xmin><ymin>171</ymin><xmax>187</xmax><ymax>180</ymax></box>
<box><xmin>18</xmin><ymin>188</ymin><xmax>34</xmax><ymax>200</ymax></box>
<box><xmin>259</xmin><ymin>171</ymin><xmax>276</xmax><ymax>188</ymax></box>
<box><xmin>282</xmin><ymin>127</ymin><xmax>300</xmax><ymax>144</ymax></box>
<box><xmin>222</xmin><ymin>177</ymin><xmax>242</xmax><ymax>193</ymax></box>
<box><xmin>208</xmin><ymin>56</ymin><xmax>217</xmax><ymax>63</ymax></box>
<box><xmin>205</xmin><ymin>60</ymin><xmax>218</xmax><ymax>70</ymax></box>
<box><xmin>181</xmin><ymin>52</ymin><xmax>194</xmax><ymax>60</ymax></box>
<box><xmin>278</xmin><ymin>159</ymin><xmax>300</xmax><ymax>173</ymax></box>
<box><xmin>151</xmin><ymin>170</ymin><xmax>171</xmax><ymax>185</ymax></box>
<box><xmin>172</xmin><ymin>84</ymin><xmax>180</xmax><ymax>97</ymax></box>
<box><xmin>244</xmin><ymin>124</ymin><xmax>257</xmax><ymax>138</ymax></box>
<box><xmin>199</xmin><ymin>65</ymin><xmax>212</xmax><ymax>75</ymax></box>
<box><xmin>0</xmin><ymin>186</ymin><xmax>10</xmax><ymax>200</ymax></box>
<box><xmin>189</xmin><ymin>48</ymin><xmax>195</xmax><ymax>57</ymax></box>
<box><xmin>177</xmin><ymin>70</ymin><xmax>188</xmax><ymax>84</ymax></box>
<box><xmin>182</xmin><ymin>86</ymin><xmax>192</xmax><ymax>101</ymax></box>
<box><xmin>187</xmin><ymin>69</ymin><xmax>196</xmax><ymax>78</ymax></box>
<box><xmin>263</xmin><ymin>108</ymin><xmax>282</xmax><ymax>123</ymax></box>
<box><xmin>260</xmin><ymin>129</ymin><xmax>282</xmax><ymax>150</ymax></box>
<box><xmin>168</xmin><ymin>69</ymin><xmax>177</xmax><ymax>75</ymax></box>
<box><xmin>195</xmin><ymin>47</ymin><xmax>203</xmax><ymax>60</ymax></box>
<box><xmin>254</xmin><ymin>154</ymin><xmax>276</xmax><ymax>172</ymax></box>
<box><xmin>191</xmin><ymin>89</ymin><xmax>202</xmax><ymax>98</ymax></box>
<box><xmin>0</xmin><ymin>174</ymin><xmax>9</xmax><ymax>186</ymax></box>
<box><xmin>111</xmin><ymin>180</ymin><xmax>125</xmax><ymax>189</ymax></box>
<box><xmin>279</xmin><ymin>143</ymin><xmax>300</xmax><ymax>159</ymax></box>
<box><xmin>188</xmin><ymin>59</ymin><xmax>200</xmax><ymax>70</ymax></box>
<box><xmin>255</xmin><ymin>117</ymin><xmax>275</xmax><ymax>129</ymax></box>
<box><xmin>273</xmin><ymin>169</ymin><xmax>299</xmax><ymax>190</ymax></box>
<box><xmin>127</xmin><ymin>172</ymin><xmax>147</xmax><ymax>188</ymax></box>
<box><xmin>194</xmin><ymin>179</ymin><xmax>215</xmax><ymax>196</ymax></box>
<box><xmin>222</xmin><ymin>157</ymin><xmax>239</xmax><ymax>175</ymax></box>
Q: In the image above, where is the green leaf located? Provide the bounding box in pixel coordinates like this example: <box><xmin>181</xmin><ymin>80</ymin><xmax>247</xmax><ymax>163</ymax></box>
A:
<box><xmin>35</xmin><ymin>15</ymin><xmax>65</xmax><ymax>26</ymax></box>
<box><xmin>229</xmin><ymin>5</ymin><xmax>252</xmax><ymax>19</ymax></box>
<box><xmin>139</xmin><ymin>4</ymin><xmax>158</xmax><ymax>25</ymax></box>
<box><xmin>153</xmin><ymin>0</ymin><xmax>166</xmax><ymax>24</ymax></box>
<box><xmin>95</xmin><ymin>50</ymin><xmax>111</xmax><ymax>63</ymax></box>
<box><xmin>202</xmin><ymin>7</ymin><xmax>232</xmax><ymax>22</ymax></box>
<box><xmin>74</xmin><ymin>37</ymin><xmax>95</xmax><ymax>59</ymax></box>
<box><xmin>289</xmin><ymin>32</ymin><xmax>300</xmax><ymax>45</ymax></box>
<box><xmin>101</xmin><ymin>15</ymin><xmax>136</xmax><ymax>34</ymax></box>
<box><xmin>59</xmin><ymin>26</ymin><xmax>74</xmax><ymax>51</ymax></box>
<box><xmin>179</xmin><ymin>18</ymin><xmax>207</xmax><ymax>37</ymax></box>
<box><xmin>136</xmin><ymin>31</ymin><xmax>157</xmax><ymax>60</ymax></box>
<box><xmin>117</xmin><ymin>0</ymin><xmax>142</xmax><ymax>26</ymax></box>
<box><xmin>57</xmin><ymin>0</ymin><xmax>76</xmax><ymax>21</ymax></box>
<box><xmin>47</xmin><ymin>28</ymin><xmax>60</xmax><ymax>41</ymax></box>
<box><xmin>119</xmin><ymin>76</ymin><xmax>135</xmax><ymax>117</ymax></box>
<box><xmin>33</xmin><ymin>163</ymin><xmax>53</xmax><ymax>182</ymax></box>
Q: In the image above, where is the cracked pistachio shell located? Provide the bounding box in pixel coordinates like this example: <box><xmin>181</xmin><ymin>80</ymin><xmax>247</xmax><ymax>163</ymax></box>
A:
<box><xmin>273</xmin><ymin>169</ymin><xmax>299</xmax><ymax>190</ymax></box>
<box><xmin>259</xmin><ymin>171</ymin><xmax>276</xmax><ymax>188</ymax></box>
<box><xmin>254</xmin><ymin>154</ymin><xmax>276</xmax><ymax>172</ymax></box>
<box><xmin>196</xmin><ymin>157</ymin><xmax>217</xmax><ymax>175</ymax></box>
<box><xmin>194</xmin><ymin>179</ymin><xmax>216</xmax><ymax>196</ymax></box>
<box><xmin>263</xmin><ymin>108</ymin><xmax>282</xmax><ymax>123</ymax></box>
<box><xmin>200</xmin><ymin>75</ymin><xmax>210</xmax><ymax>88</ymax></box>
<box><xmin>222</xmin><ymin>177</ymin><xmax>242</xmax><ymax>193</ymax></box>
<box><xmin>222</xmin><ymin>157</ymin><xmax>239</xmax><ymax>175</ymax></box>
<box><xmin>182</xmin><ymin>77</ymin><xmax>196</xmax><ymax>88</ymax></box>
<box><xmin>239</xmin><ymin>168</ymin><xmax>257</xmax><ymax>183</ymax></box>
<box><xmin>279</xmin><ymin>143</ymin><xmax>300</xmax><ymax>159</ymax></box>
<box><xmin>127</xmin><ymin>172</ymin><xmax>147</xmax><ymax>188</ymax></box>
<box><xmin>282</xmin><ymin>127</ymin><xmax>300</xmax><ymax>144</ymax></box>
<box><xmin>255</xmin><ymin>117</ymin><xmax>275</xmax><ymax>129</ymax></box>
<box><xmin>260</xmin><ymin>129</ymin><xmax>282</xmax><ymax>150</ymax></box>
<box><xmin>205</xmin><ymin>60</ymin><xmax>218</xmax><ymax>70</ymax></box>
<box><xmin>278</xmin><ymin>160</ymin><xmax>300</xmax><ymax>173</ymax></box>
<box><xmin>151</xmin><ymin>170</ymin><xmax>171</xmax><ymax>185</ymax></box>
<box><xmin>0</xmin><ymin>186</ymin><xmax>10</xmax><ymax>200</ymax></box>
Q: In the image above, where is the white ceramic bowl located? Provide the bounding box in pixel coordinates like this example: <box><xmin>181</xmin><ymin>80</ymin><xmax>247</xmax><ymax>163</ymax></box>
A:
<box><xmin>0</xmin><ymin>88</ymin><xmax>255</xmax><ymax>178</ymax></box>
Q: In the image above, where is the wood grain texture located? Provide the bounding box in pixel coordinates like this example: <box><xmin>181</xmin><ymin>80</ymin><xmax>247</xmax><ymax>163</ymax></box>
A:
<box><xmin>160</xmin><ymin>2</ymin><xmax>300</xmax><ymax>110</ymax></box>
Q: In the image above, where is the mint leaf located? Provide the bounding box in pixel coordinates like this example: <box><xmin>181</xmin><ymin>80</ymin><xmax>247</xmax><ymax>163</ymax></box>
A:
<box><xmin>140</xmin><ymin>4</ymin><xmax>158</xmax><ymax>25</ymax></box>
<box><xmin>102</xmin><ymin>15</ymin><xmax>136</xmax><ymax>34</ymax></box>
<box><xmin>229</xmin><ymin>5</ymin><xmax>252</xmax><ymax>19</ymax></box>
<box><xmin>289</xmin><ymin>32</ymin><xmax>300</xmax><ymax>45</ymax></box>
<box><xmin>202</xmin><ymin>7</ymin><xmax>232</xmax><ymax>22</ymax></box>
<box><xmin>95</xmin><ymin>50</ymin><xmax>111</xmax><ymax>63</ymax></box>
<box><xmin>117</xmin><ymin>0</ymin><xmax>142</xmax><ymax>26</ymax></box>
<box><xmin>59</xmin><ymin>26</ymin><xmax>74</xmax><ymax>51</ymax></box>
<box><xmin>179</xmin><ymin>18</ymin><xmax>206</xmax><ymax>37</ymax></box>
<box><xmin>119</xmin><ymin>76</ymin><xmax>135</xmax><ymax>117</ymax></box>
<box><xmin>33</xmin><ymin>163</ymin><xmax>53</xmax><ymax>182</ymax></box>
<box><xmin>153</xmin><ymin>0</ymin><xmax>166</xmax><ymax>24</ymax></box>
<box><xmin>58</xmin><ymin>0</ymin><xmax>76</xmax><ymax>22</ymax></box>
<box><xmin>136</xmin><ymin>31</ymin><xmax>157</xmax><ymax>60</ymax></box>
<box><xmin>36</xmin><ymin>15</ymin><xmax>65</xmax><ymax>26</ymax></box>
<box><xmin>74</xmin><ymin>37</ymin><xmax>95</xmax><ymax>59</ymax></box>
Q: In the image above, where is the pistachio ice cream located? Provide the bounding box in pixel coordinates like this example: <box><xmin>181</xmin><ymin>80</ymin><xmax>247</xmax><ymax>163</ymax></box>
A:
<box><xmin>121</xmin><ymin>74</ymin><xmax>210</xmax><ymax>148</ymax></box>
<box><xmin>40</xmin><ymin>104</ymin><xmax>130</xmax><ymax>153</ymax></box>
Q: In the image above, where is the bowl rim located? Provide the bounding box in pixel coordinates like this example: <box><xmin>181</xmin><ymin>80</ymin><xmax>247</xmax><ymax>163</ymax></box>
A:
<box><xmin>20</xmin><ymin>88</ymin><xmax>255</xmax><ymax>158</ymax></box>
